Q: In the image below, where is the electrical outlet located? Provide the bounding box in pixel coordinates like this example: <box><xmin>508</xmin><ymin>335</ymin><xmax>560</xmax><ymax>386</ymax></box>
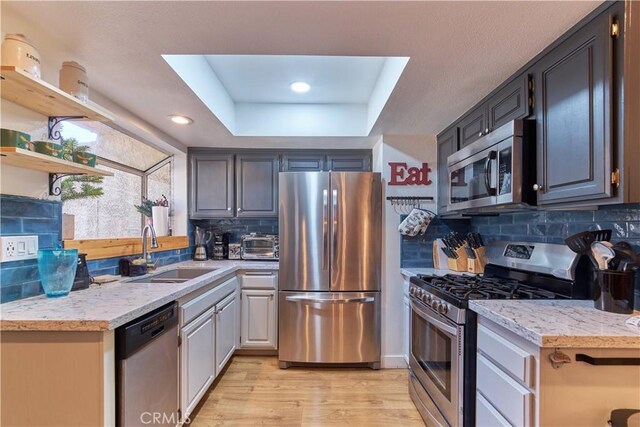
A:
<box><xmin>0</xmin><ymin>236</ymin><xmax>38</xmax><ymax>262</ymax></box>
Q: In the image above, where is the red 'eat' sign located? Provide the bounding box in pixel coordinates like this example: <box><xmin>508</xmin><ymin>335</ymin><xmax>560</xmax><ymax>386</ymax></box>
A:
<box><xmin>388</xmin><ymin>162</ymin><xmax>432</xmax><ymax>186</ymax></box>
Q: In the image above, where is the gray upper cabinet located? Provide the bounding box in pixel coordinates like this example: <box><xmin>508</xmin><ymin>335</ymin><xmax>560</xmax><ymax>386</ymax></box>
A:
<box><xmin>458</xmin><ymin>106</ymin><xmax>487</xmax><ymax>149</ymax></box>
<box><xmin>533</xmin><ymin>10</ymin><xmax>614</xmax><ymax>205</ymax></box>
<box><xmin>488</xmin><ymin>74</ymin><xmax>531</xmax><ymax>131</ymax></box>
<box><xmin>326</xmin><ymin>153</ymin><xmax>371</xmax><ymax>171</ymax></box>
<box><xmin>189</xmin><ymin>153</ymin><xmax>234</xmax><ymax>218</ymax></box>
<box><xmin>235</xmin><ymin>154</ymin><xmax>280</xmax><ymax>217</ymax></box>
<box><xmin>459</xmin><ymin>74</ymin><xmax>531</xmax><ymax>149</ymax></box>
<box><xmin>281</xmin><ymin>153</ymin><xmax>325</xmax><ymax>172</ymax></box>
<box><xmin>437</xmin><ymin>127</ymin><xmax>459</xmax><ymax>214</ymax></box>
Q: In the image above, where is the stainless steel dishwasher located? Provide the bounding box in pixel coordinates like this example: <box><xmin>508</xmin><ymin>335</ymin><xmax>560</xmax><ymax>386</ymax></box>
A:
<box><xmin>116</xmin><ymin>302</ymin><xmax>179</xmax><ymax>426</ymax></box>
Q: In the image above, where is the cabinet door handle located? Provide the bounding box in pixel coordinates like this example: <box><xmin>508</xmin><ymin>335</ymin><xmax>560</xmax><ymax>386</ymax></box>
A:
<box><xmin>478</xmin><ymin>132</ymin><xmax>483</xmax><ymax>138</ymax></box>
<box><xmin>227</xmin><ymin>207</ymin><xmax>232</xmax><ymax>211</ymax></box>
<box><xmin>237</xmin><ymin>208</ymin><xmax>242</xmax><ymax>212</ymax></box>
<box><xmin>533</xmin><ymin>183</ymin><xmax>544</xmax><ymax>192</ymax></box>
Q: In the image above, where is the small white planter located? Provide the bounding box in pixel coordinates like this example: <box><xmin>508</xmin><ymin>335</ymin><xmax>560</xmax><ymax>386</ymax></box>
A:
<box><xmin>152</xmin><ymin>206</ymin><xmax>169</xmax><ymax>237</ymax></box>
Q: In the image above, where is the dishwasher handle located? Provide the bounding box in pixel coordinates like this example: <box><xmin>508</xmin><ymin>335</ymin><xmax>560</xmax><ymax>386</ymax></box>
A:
<box><xmin>116</xmin><ymin>302</ymin><xmax>178</xmax><ymax>360</ymax></box>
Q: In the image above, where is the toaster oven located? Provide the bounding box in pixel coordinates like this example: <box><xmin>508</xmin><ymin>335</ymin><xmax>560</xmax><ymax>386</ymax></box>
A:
<box><xmin>241</xmin><ymin>234</ymin><xmax>279</xmax><ymax>260</ymax></box>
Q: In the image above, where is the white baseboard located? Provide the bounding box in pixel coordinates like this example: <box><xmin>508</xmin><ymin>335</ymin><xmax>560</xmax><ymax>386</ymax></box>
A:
<box><xmin>382</xmin><ymin>354</ymin><xmax>408</xmax><ymax>369</ymax></box>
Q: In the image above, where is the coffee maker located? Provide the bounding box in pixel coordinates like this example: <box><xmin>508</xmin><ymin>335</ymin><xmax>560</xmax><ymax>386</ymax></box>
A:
<box><xmin>194</xmin><ymin>226</ymin><xmax>212</xmax><ymax>261</ymax></box>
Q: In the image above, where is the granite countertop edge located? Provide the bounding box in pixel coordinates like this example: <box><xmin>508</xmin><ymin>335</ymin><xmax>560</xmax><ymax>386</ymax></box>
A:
<box><xmin>469</xmin><ymin>300</ymin><xmax>640</xmax><ymax>349</ymax></box>
<box><xmin>0</xmin><ymin>260</ymin><xmax>279</xmax><ymax>332</ymax></box>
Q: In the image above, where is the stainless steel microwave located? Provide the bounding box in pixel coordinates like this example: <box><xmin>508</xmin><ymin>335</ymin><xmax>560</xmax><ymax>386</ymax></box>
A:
<box><xmin>447</xmin><ymin>120</ymin><xmax>536</xmax><ymax>212</ymax></box>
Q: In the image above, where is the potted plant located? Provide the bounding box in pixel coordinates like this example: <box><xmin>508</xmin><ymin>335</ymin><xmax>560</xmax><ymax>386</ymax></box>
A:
<box><xmin>135</xmin><ymin>195</ymin><xmax>169</xmax><ymax>236</ymax></box>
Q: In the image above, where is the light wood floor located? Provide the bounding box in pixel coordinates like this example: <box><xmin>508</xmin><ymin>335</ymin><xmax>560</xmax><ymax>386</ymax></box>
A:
<box><xmin>189</xmin><ymin>356</ymin><xmax>424</xmax><ymax>426</ymax></box>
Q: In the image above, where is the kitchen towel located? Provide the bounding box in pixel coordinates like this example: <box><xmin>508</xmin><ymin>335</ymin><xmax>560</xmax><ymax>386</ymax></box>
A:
<box><xmin>398</xmin><ymin>209</ymin><xmax>435</xmax><ymax>236</ymax></box>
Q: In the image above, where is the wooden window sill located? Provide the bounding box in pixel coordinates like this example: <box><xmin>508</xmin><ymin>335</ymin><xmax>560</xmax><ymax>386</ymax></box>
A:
<box><xmin>64</xmin><ymin>236</ymin><xmax>189</xmax><ymax>260</ymax></box>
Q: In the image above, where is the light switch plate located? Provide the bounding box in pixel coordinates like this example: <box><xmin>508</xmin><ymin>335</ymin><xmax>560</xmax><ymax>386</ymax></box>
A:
<box><xmin>0</xmin><ymin>236</ymin><xmax>38</xmax><ymax>262</ymax></box>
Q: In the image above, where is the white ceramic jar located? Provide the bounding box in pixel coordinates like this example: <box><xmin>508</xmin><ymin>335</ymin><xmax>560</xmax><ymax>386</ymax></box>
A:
<box><xmin>1</xmin><ymin>34</ymin><xmax>42</xmax><ymax>79</ymax></box>
<box><xmin>59</xmin><ymin>61</ymin><xmax>89</xmax><ymax>102</ymax></box>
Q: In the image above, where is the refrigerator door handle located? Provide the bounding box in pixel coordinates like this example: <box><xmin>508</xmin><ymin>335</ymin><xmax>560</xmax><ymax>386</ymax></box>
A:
<box><xmin>285</xmin><ymin>296</ymin><xmax>375</xmax><ymax>304</ymax></box>
<box><xmin>323</xmin><ymin>189</ymin><xmax>329</xmax><ymax>271</ymax></box>
<box><xmin>332</xmin><ymin>188</ymin><xmax>338</xmax><ymax>271</ymax></box>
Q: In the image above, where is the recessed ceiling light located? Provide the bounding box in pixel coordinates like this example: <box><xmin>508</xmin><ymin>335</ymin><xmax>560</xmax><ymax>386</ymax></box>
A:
<box><xmin>290</xmin><ymin>81</ymin><xmax>311</xmax><ymax>93</ymax></box>
<box><xmin>169</xmin><ymin>115</ymin><xmax>193</xmax><ymax>125</ymax></box>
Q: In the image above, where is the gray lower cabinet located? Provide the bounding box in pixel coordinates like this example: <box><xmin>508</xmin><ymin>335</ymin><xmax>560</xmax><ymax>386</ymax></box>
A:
<box><xmin>326</xmin><ymin>153</ymin><xmax>371</xmax><ymax>171</ymax></box>
<box><xmin>180</xmin><ymin>306</ymin><xmax>216</xmax><ymax>418</ymax></box>
<box><xmin>437</xmin><ymin>127</ymin><xmax>459</xmax><ymax>214</ymax></box>
<box><xmin>281</xmin><ymin>153</ymin><xmax>325</xmax><ymax>171</ymax></box>
<box><xmin>215</xmin><ymin>292</ymin><xmax>237</xmax><ymax>376</ymax></box>
<box><xmin>533</xmin><ymin>9</ymin><xmax>615</xmax><ymax>204</ymax></box>
<box><xmin>189</xmin><ymin>153</ymin><xmax>234</xmax><ymax>218</ymax></box>
<box><xmin>235</xmin><ymin>154</ymin><xmax>280</xmax><ymax>217</ymax></box>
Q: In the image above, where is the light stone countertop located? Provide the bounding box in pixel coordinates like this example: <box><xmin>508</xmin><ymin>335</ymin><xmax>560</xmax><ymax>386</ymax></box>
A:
<box><xmin>469</xmin><ymin>299</ymin><xmax>640</xmax><ymax>349</ymax></box>
<box><xmin>0</xmin><ymin>260</ymin><xmax>278</xmax><ymax>332</ymax></box>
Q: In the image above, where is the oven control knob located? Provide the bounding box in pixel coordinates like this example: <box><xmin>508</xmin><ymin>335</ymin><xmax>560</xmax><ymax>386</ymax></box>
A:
<box><xmin>424</xmin><ymin>294</ymin><xmax>432</xmax><ymax>303</ymax></box>
<box><xmin>421</xmin><ymin>294</ymin><xmax>429</xmax><ymax>303</ymax></box>
<box><xmin>409</xmin><ymin>287</ymin><xmax>415</xmax><ymax>296</ymax></box>
<box><xmin>431</xmin><ymin>300</ymin><xmax>439</xmax><ymax>311</ymax></box>
<box><xmin>438</xmin><ymin>303</ymin><xmax>449</xmax><ymax>315</ymax></box>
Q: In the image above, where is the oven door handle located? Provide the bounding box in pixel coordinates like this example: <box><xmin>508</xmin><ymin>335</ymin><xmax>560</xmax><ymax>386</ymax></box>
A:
<box><xmin>484</xmin><ymin>150</ymin><xmax>497</xmax><ymax>196</ymax></box>
<box><xmin>411</xmin><ymin>300</ymin><xmax>458</xmax><ymax>336</ymax></box>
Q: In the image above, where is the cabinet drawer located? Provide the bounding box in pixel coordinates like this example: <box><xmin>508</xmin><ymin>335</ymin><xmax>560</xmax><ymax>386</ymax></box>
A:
<box><xmin>477</xmin><ymin>392</ymin><xmax>512</xmax><ymax>427</ymax></box>
<box><xmin>478</xmin><ymin>324</ymin><xmax>534</xmax><ymax>386</ymax></box>
<box><xmin>477</xmin><ymin>354</ymin><xmax>533</xmax><ymax>427</ymax></box>
<box><xmin>239</xmin><ymin>271</ymin><xmax>278</xmax><ymax>289</ymax></box>
<box><xmin>181</xmin><ymin>277</ymin><xmax>237</xmax><ymax>325</ymax></box>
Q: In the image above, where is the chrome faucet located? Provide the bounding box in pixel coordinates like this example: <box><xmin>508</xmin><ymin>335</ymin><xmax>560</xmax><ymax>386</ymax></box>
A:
<box><xmin>142</xmin><ymin>223</ymin><xmax>159</xmax><ymax>265</ymax></box>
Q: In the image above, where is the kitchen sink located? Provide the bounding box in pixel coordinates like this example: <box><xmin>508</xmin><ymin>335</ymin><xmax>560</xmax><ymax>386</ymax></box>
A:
<box><xmin>127</xmin><ymin>268</ymin><xmax>217</xmax><ymax>284</ymax></box>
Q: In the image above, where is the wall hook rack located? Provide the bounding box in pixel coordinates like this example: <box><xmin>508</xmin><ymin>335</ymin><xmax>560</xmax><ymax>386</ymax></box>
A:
<box><xmin>386</xmin><ymin>196</ymin><xmax>435</xmax><ymax>215</ymax></box>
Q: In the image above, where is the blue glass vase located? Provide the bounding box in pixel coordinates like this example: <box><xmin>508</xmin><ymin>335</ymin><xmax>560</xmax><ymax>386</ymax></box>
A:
<box><xmin>37</xmin><ymin>249</ymin><xmax>78</xmax><ymax>298</ymax></box>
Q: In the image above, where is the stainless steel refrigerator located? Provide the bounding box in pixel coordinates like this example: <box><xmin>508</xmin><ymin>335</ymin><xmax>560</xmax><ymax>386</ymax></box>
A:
<box><xmin>278</xmin><ymin>171</ymin><xmax>382</xmax><ymax>369</ymax></box>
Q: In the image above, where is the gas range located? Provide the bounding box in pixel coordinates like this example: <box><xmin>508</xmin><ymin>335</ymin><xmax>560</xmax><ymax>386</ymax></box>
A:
<box><xmin>409</xmin><ymin>272</ymin><xmax>567</xmax><ymax>324</ymax></box>
<box><xmin>407</xmin><ymin>241</ymin><xmax>592</xmax><ymax>427</ymax></box>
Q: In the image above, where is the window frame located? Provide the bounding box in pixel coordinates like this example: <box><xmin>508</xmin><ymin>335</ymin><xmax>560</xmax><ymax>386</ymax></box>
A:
<box><xmin>67</xmin><ymin>154</ymin><xmax>173</xmax><ymax>238</ymax></box>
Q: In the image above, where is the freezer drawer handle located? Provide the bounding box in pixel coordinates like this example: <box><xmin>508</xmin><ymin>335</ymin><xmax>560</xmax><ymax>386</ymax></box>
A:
<box><xmin>285</xmin><ymin>296</ymin><xmax>375</xmax><ymax>304</ymax></box>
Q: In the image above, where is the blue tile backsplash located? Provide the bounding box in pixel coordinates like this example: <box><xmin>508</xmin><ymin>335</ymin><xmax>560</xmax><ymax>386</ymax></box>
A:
<box><xmin>470</xmin><ymin>204</ymin><xmax>640</xmax><ymax>250</ymax></box>
<box><xmin>400</xmin><ymin>203</ymin><xmax>640</xmax><ymax>268</ymax></box>
<box><xmin>0</xmin><ymin>195</ymin><xmax>62</xmax><ymax>302</ymax></box>
<box><xmin>191</xmin><ymin>218</ymin><xmax>278</xmax><ymax>243</ymax></box>
<box><xmin>1</xmin><ymin>194</ymin><xmax>194</xmax><ymax>303</ymax></box>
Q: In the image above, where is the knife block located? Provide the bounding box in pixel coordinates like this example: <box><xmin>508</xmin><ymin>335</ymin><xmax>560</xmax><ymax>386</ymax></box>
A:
<box><xmin>448</xmin><ymin>247</ymin><xmax>468</xmax><ymax>272</ymax></box>
<box><xmin>467</xmin><ymin>247</ymin><xmax>486</xmax><ymax>273</ymax></box>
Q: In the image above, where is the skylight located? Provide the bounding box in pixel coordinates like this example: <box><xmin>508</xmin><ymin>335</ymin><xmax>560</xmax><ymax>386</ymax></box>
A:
<box><xmin>162</xmin><ymin>54</ymin><xmax>409</xmax><ymax>137</ymax></box>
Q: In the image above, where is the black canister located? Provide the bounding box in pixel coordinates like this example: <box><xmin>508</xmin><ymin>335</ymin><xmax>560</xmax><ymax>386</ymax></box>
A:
<box><xmin>593</xmin><ymin>270</ymin><xmax>635</xmax><ymax>314</ymax></box>
<box><xmin>213</xmin><ymin>234</ymin><xmax>224</xmax><ymax>260</ymax></box>
<box><xmin>222</xmin><ymin>233</ymin><xmax>230</xmax><ymax>259</ymax></box>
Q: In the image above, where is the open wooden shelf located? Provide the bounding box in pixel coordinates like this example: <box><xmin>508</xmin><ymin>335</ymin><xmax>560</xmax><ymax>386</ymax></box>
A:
<box><xmin>0</xmin><ymin>147</ymin><xmax>113</xmax><ymax>176</ymax></box>
<box><xmin>0</xmin><ymin>66</ymin><xmax>114</xmax><ymax>122</ymax></box>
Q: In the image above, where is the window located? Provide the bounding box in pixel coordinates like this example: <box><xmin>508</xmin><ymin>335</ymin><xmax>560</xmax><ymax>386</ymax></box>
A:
<box><xmin>60</xmin><ymin>122</ymin><xmax>172</xmax><ymax>239</ymax></box>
